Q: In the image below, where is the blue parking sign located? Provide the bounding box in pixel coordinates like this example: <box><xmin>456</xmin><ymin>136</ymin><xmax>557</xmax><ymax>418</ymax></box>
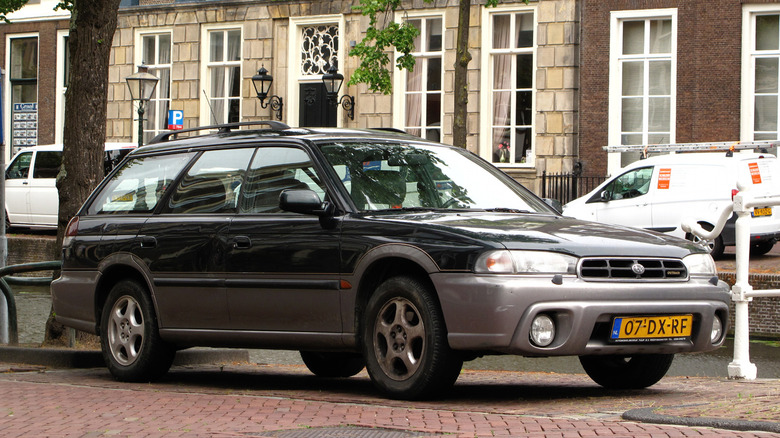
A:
<box><xmin>168</xmin><ymin>110</ymin><xmax>183</xmax><ymax>130</ymax></box>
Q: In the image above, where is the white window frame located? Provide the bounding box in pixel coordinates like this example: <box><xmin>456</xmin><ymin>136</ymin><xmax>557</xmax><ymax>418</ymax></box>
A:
<box><xmin>55</xmin><ymin>29</ymin><xmax>68</xmax><ymax>144</ymax></box>
<box><xmin>608</xmin><ymin>9</ymin><xmax>677</xmax><ymax>174</ymax></box>
<box><xmin>479</xmin><ymin>5</ymin><xmax>537</xmax><ymax>168</ymax></box>
<box><xmin>287</xmin><ymin>15</ymin><xmax>345</xmax><ymax>126</ymax></box>
<box><xmin>741</xmin><ymin>4</ymin><xmax>780</xmax><ymax>141</ymax></box>
<box><xmin>200</xmin><ymin>24</ymin><xmax>243</xmax><ymax>126</ymax></box>
<box><xmin>392</xmin><ymin>11</ymin><xmax>445</xmax><ymax>142</ymax></box>
<box><xmin>134</xmin><ymin>28</ymin><xmax>173</xmax><ymax>144</ymax></box>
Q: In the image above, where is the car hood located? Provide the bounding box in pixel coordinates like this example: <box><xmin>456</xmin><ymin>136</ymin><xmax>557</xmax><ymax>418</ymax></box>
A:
<box><xmin>362</xmin><ymin>211</ymin><xmax>703</xmax><ymax>258</ymax></box>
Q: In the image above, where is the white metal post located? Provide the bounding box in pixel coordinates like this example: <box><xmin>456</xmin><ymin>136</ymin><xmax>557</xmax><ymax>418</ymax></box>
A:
<box><xmin>727</xmin><ymin>201</ymin><xmax>757</xmax><ymax>379</ymax></box>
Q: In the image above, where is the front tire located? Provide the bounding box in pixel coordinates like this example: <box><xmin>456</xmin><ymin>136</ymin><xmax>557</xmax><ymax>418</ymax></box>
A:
<box><xmin>300</xmin><ymin>351</ymin><xmax>365</xmax><ymax>378</ymax></box>
<box><xmin>362</xmin><ymin>276</ymin><xmax>462</xmax><ymax>400</ymax></box>
<box><xmin>685</xmin><ymin>223</ymin><xmax>725</xmax><ymax>259</ymax></box>
<box><xmin>579</xmin><ymin>354</ymin><xmax>674</xmax><ymax>389</ymax></box>
<box><xmin>100</xmin><ymin>279</ymin><xmax>175</xmax><ymax>382</ymax></box>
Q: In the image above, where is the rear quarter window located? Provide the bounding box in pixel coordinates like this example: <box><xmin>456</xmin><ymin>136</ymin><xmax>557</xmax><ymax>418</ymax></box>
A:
<box><xmin>87</xmin><ymin>153</ymin><xmax>195</xmax><ymax>215</ymax></box>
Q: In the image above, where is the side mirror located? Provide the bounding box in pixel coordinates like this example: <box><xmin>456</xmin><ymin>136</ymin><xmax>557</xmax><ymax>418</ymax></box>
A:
<box><xmin>599</xmin><ymin>190</ymin><xmax>611</xmax><ymax>202</ymax></box>
<box><xmin>280</xmin><ymin>189</ymin><xmax>334</xmax><ymax>217</ymax></box>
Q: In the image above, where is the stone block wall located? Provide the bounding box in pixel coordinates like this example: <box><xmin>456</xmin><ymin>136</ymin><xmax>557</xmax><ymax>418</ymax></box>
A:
<box><xmin>107</xmin><ymin>0</ymin><xmax>578</xmax><ymax>194</ymax></box>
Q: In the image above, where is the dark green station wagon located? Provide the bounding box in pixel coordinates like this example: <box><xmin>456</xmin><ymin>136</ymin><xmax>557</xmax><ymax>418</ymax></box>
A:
<box><xmin>51</xmin><ymin>122</ymin><xmax>730</xmax><ymax>399</ymax></box>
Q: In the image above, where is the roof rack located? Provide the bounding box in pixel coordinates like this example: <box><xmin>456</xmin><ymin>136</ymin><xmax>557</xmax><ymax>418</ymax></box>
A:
<box><xmin>603</xmin><ymin>140</ymin><xmax>780</xmax><ymax>154</ymax></box>
<box><xmin>148</xmin><ymin>121</ymin><xmax>291</xmax><ymax>144</ymax></box>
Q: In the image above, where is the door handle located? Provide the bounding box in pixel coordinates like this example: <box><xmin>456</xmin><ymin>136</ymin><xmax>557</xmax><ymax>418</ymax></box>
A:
<box><xmin>233</xmin><ymin>235</ymin><xmax>252</xmax><ymax>249</ymax></box>
<box><xmin>140</xmin><ymin>236</ymin><xmax>157</xmax><ymax>248</ymax></box>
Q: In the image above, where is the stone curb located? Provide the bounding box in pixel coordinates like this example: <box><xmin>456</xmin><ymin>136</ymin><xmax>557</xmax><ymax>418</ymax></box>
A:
<box><xmin>622</xmin><ymin>406</ymin><xmax>780</xmax><ymax>434</ymax></box>
<box><xmin>0</xmin><ymin>346</ymin><xmax>249</xmax><ymax>369</ymax></box>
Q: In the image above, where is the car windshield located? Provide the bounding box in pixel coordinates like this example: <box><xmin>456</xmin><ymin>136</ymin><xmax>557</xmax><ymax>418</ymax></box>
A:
<box><xmin>319</xmin><ymin>142</ymin><xmax>554</xmax><ymax>213</ymax></box>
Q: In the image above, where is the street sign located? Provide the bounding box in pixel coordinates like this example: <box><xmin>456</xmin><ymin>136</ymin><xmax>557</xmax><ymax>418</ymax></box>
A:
<box><xmin>167</xmin><ymin>110</ymin><xmax>183</xmax><ymax>130</ymax></box>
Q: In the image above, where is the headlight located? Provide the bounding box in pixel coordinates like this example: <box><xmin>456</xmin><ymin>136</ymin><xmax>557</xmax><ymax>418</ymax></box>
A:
<box><xmin>682</xmin><ymin>253</ymin><xmax>717</xmax><ymax>276</ymax></box>
<box><xmin>475</xmin><ymin>250</ymin><xmax>578</xmax><ymax>274</ymax></box>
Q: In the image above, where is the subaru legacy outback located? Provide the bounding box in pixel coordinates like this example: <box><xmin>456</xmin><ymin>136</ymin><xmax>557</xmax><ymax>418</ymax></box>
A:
<box><xmin>51</xmin><ymin>122</ymin><xmax>730</xmax><ymax>399</ymax></box>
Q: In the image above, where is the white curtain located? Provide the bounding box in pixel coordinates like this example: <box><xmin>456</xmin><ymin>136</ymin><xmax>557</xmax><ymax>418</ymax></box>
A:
<box><xmin>492</xmin><ymin>15</ymin><xmax>512</xmax><ymax>155</ymax></box>
<box><xmin>406</xmin><ymin>64</ymin><xmax>423</xmax><ymax>137</ymax></box>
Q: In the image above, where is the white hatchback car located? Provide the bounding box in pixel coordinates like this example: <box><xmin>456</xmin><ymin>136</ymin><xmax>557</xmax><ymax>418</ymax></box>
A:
<box><xmin>5</xmin><ymin>143</ymin><xmax>135</xmax><ymax>229</ymax></box>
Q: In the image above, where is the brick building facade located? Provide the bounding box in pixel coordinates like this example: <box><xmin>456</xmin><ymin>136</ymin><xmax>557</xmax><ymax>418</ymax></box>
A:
<box><xmin>579</xmin><ymin>0</ymin><xmax>777</xmax><ymax>178</ymax></box>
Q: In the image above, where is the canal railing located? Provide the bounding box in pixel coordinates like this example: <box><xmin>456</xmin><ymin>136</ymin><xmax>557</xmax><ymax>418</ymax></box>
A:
<box><xmin>683</xmin><ymin>181</ymin><xmax>780</xmax><ymax>380</ymax></box>
<box><xmin>0</xmin><ymin>261</ymin><xmax>61</xmax><ymax>345</ymax></box>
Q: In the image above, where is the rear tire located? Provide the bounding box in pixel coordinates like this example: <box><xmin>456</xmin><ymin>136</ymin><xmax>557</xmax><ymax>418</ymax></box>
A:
<box><xmin>579</xmin><ymin>354</ymin><xmax>674</xmax><ymax>389</ymax></box>
<box><xmin>100</xmin><ymin>279</ymin><xmax>175</xmax><ymax>382</ymax></box>
<box><xmin>300</xmin><ymin>351</ymin><xmax>365</xmax><ymax>378</ymax></box>
<box><xmin>362</xmin><ymin>276</ymin><xmax>462</xmax><ymax>400</ymax></box>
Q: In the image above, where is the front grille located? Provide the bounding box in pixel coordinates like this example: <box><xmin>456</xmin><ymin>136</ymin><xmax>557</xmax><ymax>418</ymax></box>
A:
<box><xmin>579</xmin><ymin>258</ymin><xmax>687</xmax><ymax>281</ymax></box>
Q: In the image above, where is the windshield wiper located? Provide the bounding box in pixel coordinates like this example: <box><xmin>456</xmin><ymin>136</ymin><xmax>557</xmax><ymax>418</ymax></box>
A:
<box><xmin>482</xmin><ymin>208</ymin><xmax>533</xmax><ymax>214</ymax></box>
<box><xmin>366</xmin><ymin>207</ymin><xmax>440</xmax><ymax>213</ymax></box>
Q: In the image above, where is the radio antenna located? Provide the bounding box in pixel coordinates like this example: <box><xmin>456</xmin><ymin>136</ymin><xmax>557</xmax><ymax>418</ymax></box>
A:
<box><xmin>202</xmin><ymin>90</ymin><xmax>219</xmax><ymax>124</ymax></box>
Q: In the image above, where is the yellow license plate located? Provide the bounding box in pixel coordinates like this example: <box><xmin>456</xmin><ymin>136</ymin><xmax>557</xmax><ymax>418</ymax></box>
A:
<box><xmin>610</xmin><ymin>315</ymin><xmax>693</xmax><ymax>342</ymax></box>
<box><xmin>753</xmin><ymin>207</ymin><xmax>772</xmax><ymax>217</ymax></box>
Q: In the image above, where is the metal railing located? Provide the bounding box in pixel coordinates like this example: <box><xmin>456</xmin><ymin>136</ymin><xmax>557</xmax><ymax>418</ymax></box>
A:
<box><xmin>0</xmin><ymin>261</ymin><xmax>61</xmax><ymax>345</ymax></box>
<box><xmin>683</xmin><ymin>183</ymin><xmax>780</xmax><ymax>380</ymax></box>
<box><xmin>540</xmin><ymin>171</ymin><xmax>607</xmax><ymax>205</ymax></box>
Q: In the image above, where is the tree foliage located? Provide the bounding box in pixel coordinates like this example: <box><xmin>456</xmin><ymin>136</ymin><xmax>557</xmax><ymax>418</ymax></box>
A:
<box><xmin>0</xmin><ymin>0</ymin><xmax>27</xmax><ymax>23</ymax></box>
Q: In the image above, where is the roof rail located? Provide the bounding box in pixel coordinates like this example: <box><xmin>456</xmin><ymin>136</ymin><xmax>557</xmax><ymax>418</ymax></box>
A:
<box><xmin>148</xmin><ymin>121</ymin><xmax>291</xmax><ymax>144</ymax></box>
<box><xmin>603</xmin><ymin>140</ymin><xmax>780</xmax><ymax>154</ymax></box>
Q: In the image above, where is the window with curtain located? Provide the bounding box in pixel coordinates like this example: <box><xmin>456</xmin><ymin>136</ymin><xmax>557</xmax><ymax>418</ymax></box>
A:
<box><xmin>488</xmin><ymin>12</ymin><xmax>534</xmax><ymax>165</ymax></box>
<box><xmin>618</xmin><ymin>18</ymin><xmax>673</xmax><ymax>146</ymax></box>
<box><xmin>206</xmin><ymin>28</ymin><xmax>242</xmax><ymax>125</ymax></box>
<box><xmin>752</xmin><ymin>13</ymin><xmax>780</xmax><ymax>140</ymax></box>
<box><xmin>404</xmin><ymin>17</ymin><xmax>443</xmax><ymax>143</ymax></box>
<box><xmin>140</xmin><ymin>32</ymin><xmax>172</xmax><ymax>143</ymax></box>
<box><xmin>10</xmin><ymin>36</ymin><xmax>39</xmax><ymax>154</ymax></box>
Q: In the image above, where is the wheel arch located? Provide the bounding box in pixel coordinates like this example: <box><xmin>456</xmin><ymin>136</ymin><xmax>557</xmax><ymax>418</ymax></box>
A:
<box><xmin>351</xmin><ymin>245</ymin><xmax>443</xmax><ymax>342</ymax></box>
<box><xmin>94</xmin><ymin>255</ymin><xmax>155</xmax><ymax>331</ymax></box>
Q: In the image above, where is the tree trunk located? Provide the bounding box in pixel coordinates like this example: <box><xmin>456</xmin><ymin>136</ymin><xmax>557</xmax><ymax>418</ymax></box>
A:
<box><xmin>452</xmin><ymin>0</ymin><xmax>472</xmax><ymax>148</ymax></box>
<box><xmin>44</xmin><ymin>0</ymin><xmax>121</xmax><ymax>346</ymax></box>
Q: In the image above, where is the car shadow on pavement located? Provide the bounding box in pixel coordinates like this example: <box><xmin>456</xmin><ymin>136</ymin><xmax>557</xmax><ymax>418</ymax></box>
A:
<box><xmin>143</xmin><ymin>364</ymin><xmax>674</xmax><ymax>416</ymax></box>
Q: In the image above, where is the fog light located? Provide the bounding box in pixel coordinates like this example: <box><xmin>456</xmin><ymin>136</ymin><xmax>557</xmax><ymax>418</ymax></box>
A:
<box><xmin>711</xmin><ymin>315</ymin><xmax>723</xmax><ymax>343</ymax></box>
<box><xmin>530</xmin><ymin>314</ymin><xmax>555</xmax><ymax>347</ymax></box>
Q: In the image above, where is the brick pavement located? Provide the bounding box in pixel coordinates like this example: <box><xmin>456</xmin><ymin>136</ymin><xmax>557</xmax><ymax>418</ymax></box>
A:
<box><xmin>1</xmin><ymin>362</ymin><xmax>778</xmax><ymax>437</ymax></box>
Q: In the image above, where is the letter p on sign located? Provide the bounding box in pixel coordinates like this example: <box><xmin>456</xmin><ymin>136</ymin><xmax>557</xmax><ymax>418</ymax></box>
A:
<box><xmin>168</xmin><ymin>110</ymin><xmax>184</xmax><ymax>130</ymax></box>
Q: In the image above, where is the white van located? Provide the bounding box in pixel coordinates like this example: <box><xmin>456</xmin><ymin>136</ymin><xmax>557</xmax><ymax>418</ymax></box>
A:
<box><xmin>5</xmin><ymin>143</ymin><xmax>136</xmax><ymax>229</ymax></box>
<box><xmin>562</xmin><ymin>151</ymin><xmax>780</xmax><ymax>258</ymax></box>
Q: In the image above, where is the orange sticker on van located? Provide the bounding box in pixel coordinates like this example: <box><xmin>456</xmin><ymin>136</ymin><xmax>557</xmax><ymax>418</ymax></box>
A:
<box><xmin>657</xmin><ymin>168</ymin><xmax>672</xmax><ymax>189</ymax></box>
<box><xmin>748</xmin><ymin>162</ymin><xmax>762</xmax><ymax>184</ymax></box>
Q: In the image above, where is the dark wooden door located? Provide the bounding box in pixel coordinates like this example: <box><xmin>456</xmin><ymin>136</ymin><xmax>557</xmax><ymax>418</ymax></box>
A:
<box><xmin>299</xmin><ymin>83</ymin><xmax>337</xmax><ymax>127</ymax></box>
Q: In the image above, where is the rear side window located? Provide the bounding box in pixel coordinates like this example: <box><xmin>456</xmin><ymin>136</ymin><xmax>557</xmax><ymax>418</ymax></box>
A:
<box><xmin>6</xmin><ymin>152</ymin><xmax>32</xmax><ymax>179</ymax></box>
<box><xmin>163</xmin><ymin>148</ymin><xmax>254</xmax><ymax>214</ymax></box>
<box><xmin>87</xmin><ymin>153</ymin><xmax>195</xmax><ymax>214</ymax></box>
<box><xmin>32</xmin><ymin>151</ymin><xmax>62</xmax><ymax>179</ymax></box>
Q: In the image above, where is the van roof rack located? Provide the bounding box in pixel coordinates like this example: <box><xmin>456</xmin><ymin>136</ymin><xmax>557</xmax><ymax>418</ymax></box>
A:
<box><xmin>603</xmin><ymin>140</ymin><xmax>780</xmax><ymax>154</ymax></box>
<box><xmin>148</xmin><ymin>121</ymin><xmax>291</xmax><ymax>144</ymax></box>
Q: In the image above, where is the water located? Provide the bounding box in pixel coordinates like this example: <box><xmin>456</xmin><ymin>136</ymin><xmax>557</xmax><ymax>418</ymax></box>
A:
<box><xmin>8</xmin><ymin>290</ymin><xmax>780</xmax><ymax>378</ymax></box>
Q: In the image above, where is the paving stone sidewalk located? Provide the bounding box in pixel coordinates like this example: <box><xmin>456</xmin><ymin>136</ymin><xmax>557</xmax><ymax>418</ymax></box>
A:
<box><xmin>1</xmin><ymin>361</ymin><xmax>778</xmax><ymax>437</ymax></box>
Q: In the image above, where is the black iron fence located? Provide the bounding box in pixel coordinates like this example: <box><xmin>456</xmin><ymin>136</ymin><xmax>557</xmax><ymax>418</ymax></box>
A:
<box><xmin>541</xmin><ymin>171</ymin><xmax>607</xmax><ymax>206</ymax></box>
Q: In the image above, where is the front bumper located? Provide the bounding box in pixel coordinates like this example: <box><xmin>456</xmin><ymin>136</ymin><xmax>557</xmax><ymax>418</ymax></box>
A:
<box><xmin>432</xmin><ymin>273</ymin><xmax>730</xmax><ymax>356</ymax></box>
